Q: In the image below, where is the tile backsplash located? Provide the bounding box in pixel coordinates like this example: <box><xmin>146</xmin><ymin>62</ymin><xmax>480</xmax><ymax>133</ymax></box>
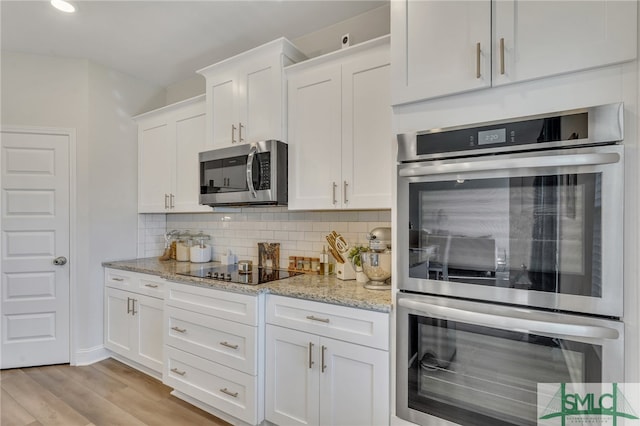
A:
<box><xmin>137</xmin><ymin>207</ymin><xmax>391</xmax><ymax>265</ymax></box>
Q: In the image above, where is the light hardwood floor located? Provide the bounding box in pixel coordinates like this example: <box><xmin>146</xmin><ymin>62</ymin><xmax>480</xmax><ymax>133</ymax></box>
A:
<box><xmin>1</xmin><ymin>358</ymin><xmax>230</xmax><ymax>426</ymax></box>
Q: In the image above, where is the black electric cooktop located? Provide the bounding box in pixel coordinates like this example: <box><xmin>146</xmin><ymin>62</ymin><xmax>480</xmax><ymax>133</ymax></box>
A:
<box><xmin>177</xmin><ymin>264</ymin><xmax>300</xmax><ymax>285</ymax></box>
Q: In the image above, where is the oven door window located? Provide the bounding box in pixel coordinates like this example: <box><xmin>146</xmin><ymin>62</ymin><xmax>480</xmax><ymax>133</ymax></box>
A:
<box><xmin>407</xmin><ymin>313</ymin><xmax>602</xmax><ymax>426</ymax></box>
<box><xmin>408</xmin><ymin>173</ymin><xmax>602</xmax><ymax>297</ymax></box>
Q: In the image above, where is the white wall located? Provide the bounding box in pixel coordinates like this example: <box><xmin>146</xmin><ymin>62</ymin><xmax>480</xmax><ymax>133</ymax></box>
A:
<box><xmin>1</xmin><ymin>51</ymin><xmax>166</xmax><ymax>363</ymax></box>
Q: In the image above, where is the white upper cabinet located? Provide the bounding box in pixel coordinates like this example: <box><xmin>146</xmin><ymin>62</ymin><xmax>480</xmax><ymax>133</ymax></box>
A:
<box><xmin>135</xmin><ymin>95</ymin><xmax>212</xmax><ymax>213</ymax></box>
<box><xmin>197</xmin><ymin>38</ymin><xmax>306</xmax><ymax>148</ymax></box>
<box><xmin>392</xmin><ymin>0</ymin><xmax>637</xmax><ymax>105</ymax></box>
<box><xmin>287</xmin><ymin>36</ymin><xmax>392</xmax><ymax>210</ymax></box>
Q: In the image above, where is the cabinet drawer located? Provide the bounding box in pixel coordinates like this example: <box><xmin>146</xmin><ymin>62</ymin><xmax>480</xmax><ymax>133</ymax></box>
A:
<box><xmin>165</xmin><ymin>306</ymin><xmax>257</xmax><ymax>374</ymax></box>
<box><xmin>138</xmin><ymin>275</ymin><xmax>165</xmax><ymax>298</ymax></box>
<box><xmin>266</xmin><ymin>295</ymin><xmax>389</xmax><ymax>350</ymax></box>
<box><xmin>164</xmin><ymin>346</ymin><xmax>258</xmax><ymax>425</ymax></box>
<box><xmin>105</xmin><ymin>268</ymin><xmax>135</xmax><ymax>290</ymax></box>
<box><xmin>165</xmin><ymin>282</ymin><xmax>258</xmax><ymax>326</ymax></box>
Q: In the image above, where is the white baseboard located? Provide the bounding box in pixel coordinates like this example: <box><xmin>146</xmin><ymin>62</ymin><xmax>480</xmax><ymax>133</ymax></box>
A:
<box><xmin>72</xmin><ymin>344</ymin><xmax>110</xmax><ymax>366</ymax></box>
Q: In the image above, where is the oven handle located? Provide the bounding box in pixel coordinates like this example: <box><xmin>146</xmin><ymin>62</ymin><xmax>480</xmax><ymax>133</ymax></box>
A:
<box><xmin>398</xmin><ymin>298</ymin><xmax>620</xmax><ymax>340</ymax></box>
<box><xmin>398</xmin><ymin>152</ymin><xmax>620</xmax><ymax>178</ymax></box>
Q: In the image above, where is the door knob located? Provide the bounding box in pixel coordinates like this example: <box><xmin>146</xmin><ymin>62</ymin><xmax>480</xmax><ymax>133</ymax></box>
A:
<box><xmin>53</xmin><ymin>256</ymin><xmax>67</xmax><ymax>266</ymax></box>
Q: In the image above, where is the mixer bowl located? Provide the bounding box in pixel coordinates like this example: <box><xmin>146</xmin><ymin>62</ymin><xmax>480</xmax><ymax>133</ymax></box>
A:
<box><xmin>360</xmin><ymin>252</ymin><xmax>391</xmax><ymax>282</ymax></box>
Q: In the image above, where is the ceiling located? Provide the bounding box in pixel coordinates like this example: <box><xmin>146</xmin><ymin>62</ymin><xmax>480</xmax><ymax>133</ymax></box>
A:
<box><xmin>1</xmin><ymin>0</ymin><xmax>387</xmax><ymax>87</ymax></box>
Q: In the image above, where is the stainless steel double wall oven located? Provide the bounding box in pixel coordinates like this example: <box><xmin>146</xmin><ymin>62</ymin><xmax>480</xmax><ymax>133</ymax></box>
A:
<box><xmin>395</xmin><ymin>104</ymin><xmax>625</xmax><ymax>425</ymax></box>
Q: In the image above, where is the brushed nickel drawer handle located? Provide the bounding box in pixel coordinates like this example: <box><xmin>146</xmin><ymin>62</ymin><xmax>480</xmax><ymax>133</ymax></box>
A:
<box><xmin>171</xmin><ymin>367</ymin><xmax>186</xmax><ymax>376</ymax></box>
<box><xmin>308</xmin><ymin>342</ymin><xmax>314</xmax><ymax>369</ymax></box>
<box><xmin>306</xmin><ymin>315</ymin><xmax>330</xmax><ymax>323</ymax></box>
<box><xmin>112</xmin><ymin>277</ymin><xmax>124</xmax><ymax>282</ymax></box>
<box><xmin>171</xmin><ymin>326</ymin><xmax>187</xmax><ymax>333</ymax></box>
<box><xmin>144</xmin><ymin>283</ymin><xmax>159</xmax><ymax>288</ymax></box>
<box><xmin>220</xmin><ymin>388</ymin><xmax>238</xmax><ymax>398</ymax></box>
<box><xmin>219</xmin><ymin>341</ymin><xmax>239</xmax><ymax>350</ymax></box>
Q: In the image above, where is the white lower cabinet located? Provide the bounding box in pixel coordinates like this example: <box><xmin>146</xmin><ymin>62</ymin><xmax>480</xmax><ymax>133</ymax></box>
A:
<box><xmin>163</xmin><ymin>282</ymin><xmax>263</xmax><ymax>425</ymax></box>
<box><xmin>104</xmin><ymin>285</ymin><xmax>164</xmax><ymax>374</ymax></box>
<box><xmin>265</xmin><ymin>295</ymin><xmax>390</xmax><ymax>426</ymax></box>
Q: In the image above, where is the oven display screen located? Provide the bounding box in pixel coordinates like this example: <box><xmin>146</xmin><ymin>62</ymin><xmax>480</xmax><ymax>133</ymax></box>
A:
<box><xmin>478</xmin><ymin>128</ymin><xmax>506</xmax><ymax>145</ymax></box>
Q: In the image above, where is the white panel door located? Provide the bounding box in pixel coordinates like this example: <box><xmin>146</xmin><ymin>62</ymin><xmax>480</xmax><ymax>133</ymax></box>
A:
<box><xmin>208</xmin><ymin>72</ymin><xmax>238</xmax><ymax>148</ymax></box>
<box><xmin>173</xmin><ymin>103</ymin><xmax>211</xmax><ymax>213</ymax></box>
<box><xmin>104</xmin><ymin>287</ymin><xmax>133</xmax><ymax>356</ymax></box>
<box><xmin>265</xmin><ymin>325</ymin><xmax>319</xmax><ymax>426</ymax></box>
<box><xmin>391</xmin><ymin>0</ymin><xmax>492</xmax><ymax>104</ymax></box>
<box><xmin>319</xmin><ymin>337</ymin><xmax>389</xmax><ymax>426</ymax></box>
<box><xmin>493</xmin><ymin>0</ymin><xmax>638</xmax><ymax>86</ymax></box>
<box><xmin>133</xmin><ymin>293</ymin><xmax>163</xmax><ymax>372</ymax></box>
<box><xmin>138</xmin><ymin>117</ymin><xmax>172</xmax><ymax>213</ymax></box>
<box><xmin>287</xmin><ymin>64</ymin><xmax>342</xmax><ymax>210</ymax></box>
<box><xmin>342</xmin><ymin>47</ymin><xmax>392</xmax><ymax>209</ymax></box>
<box><xmin>1</xmin><ymin>129</ymin><xmax>70</xmax><ymax>368</ymax></box>
<box><xmin>242</xmin><ymin>62</ymin><xmax>279</xmax><ymax>144</ymax></box>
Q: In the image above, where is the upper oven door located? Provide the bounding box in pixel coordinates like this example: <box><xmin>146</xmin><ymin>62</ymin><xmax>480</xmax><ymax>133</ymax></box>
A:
<box><xmin>397</xmin><ymin>144</ymin><xmax>624</xmax><ymax>317</ymax></box>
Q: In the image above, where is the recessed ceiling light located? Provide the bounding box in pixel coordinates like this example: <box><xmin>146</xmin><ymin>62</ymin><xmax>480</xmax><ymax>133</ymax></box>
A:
<box><xmin>51</xmin><ymin>0</ymin><xmax>76</xmax><ymax>13</ymax></box>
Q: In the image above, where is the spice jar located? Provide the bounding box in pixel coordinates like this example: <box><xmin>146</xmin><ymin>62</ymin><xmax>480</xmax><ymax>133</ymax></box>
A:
<box><xmin>175</xmin><ymin>231</ymin><xmax>192</xmax><ymax>262</ymax></box>
<box><xmin>190</xmin><ymin>231</ymin><xmax>211</xmax><ymax>263</ymax></box>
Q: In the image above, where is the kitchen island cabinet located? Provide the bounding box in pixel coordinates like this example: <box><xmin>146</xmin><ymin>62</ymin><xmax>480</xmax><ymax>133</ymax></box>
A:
<box><xmin>197</xmin><ymin>38</ymin><xmax>305</xmax><ymax>148</ymax></box>
<box><xmin>287</xmin><ymin>35</ymin><xmax>392</xmax><ymax>210</ymax></box>
<box><xmin>392</xmin><ymin>0</ymin><xmax>637</xmax><ymax>104</ymax></box>
<box><xmin>265</xmin><ymin>295</ymin><xmax>389</xmax><ymax>426</ymax></box>
<box><xmin>135</xmin><ymin>95</ymin><xmax>212</xmax><ymax>213</ymax></box>
<box><xmin>104</xmin><ymin>269</ymin><xmax>164</xmax><ymax>376</ymax></box>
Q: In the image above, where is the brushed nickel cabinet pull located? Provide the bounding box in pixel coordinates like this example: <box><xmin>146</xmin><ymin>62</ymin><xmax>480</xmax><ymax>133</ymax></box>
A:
<box><xmin>499</xmin><ymin>38</ymin><xmax>505</xmax><ymax>75</ymax></box>
<box><xmin>164</xmin><ymin>193</ymin><xmax>169</xmax><ymax>209</ymax></box>
<box><xmin>476</xmin><ymin>42</ymin><xmax>481</xmax><ymax>78</ymax></box>
<box><xmin>231</xmin><ymin>124</ymin><xmax>237</xmax><ymax>144</ymax></box>
<box><xmin>332</xmin><ymin>182</ymin><xmax>337</xmax><ymax>205</ymax></box>
<box><xmin>321</xmin><ymin>345</ymin><xmax>327</xmax><ymax>373</ymax></box>
<box><xmin>112</xmin><ymin>277</ymin><xmax>124</xmax><ymax>282</ymax></box>
<box><xmin>238</xmin><ymin>122</ymin><xmax>244</xmax><ymax>143</ymax></box>
<box><xmin>144</xmin><ymin>283</ymin><xmax>158</xmax><ymax>288</ymax></box>
<box><xmin>131</xmin><ymin>299</ymin><xmax>137</xmax><ymax>316</ymax></box>
<box><xmin>170</xmin><ymin>367</ymin><xmax>186</xmax><ymax>376</ymax></box>
<box><xmin>171</xmin><ymin>326</ymin><xmax>186</xmax><ymax>333</ymax></box>
<box><xmin>308</xmin><ymin>342</ymin><xmax>314</xmax><ymax>369</ymax></box>
<box><xmin>219</xmin><ymin>341</ymin><xmax>239</xmax><ymax>350</ymax></box>
<box><xmin>306</xmin><ymin>315</ymin><xmax>330</xmax><ymax>323</ymax></box>
<box><xmin>343</xmin><ymin>181</ymin><xmax>349</xmax><ymax>204</ymax></box>
<box><xmin>126</xmin><ymin>297</ymin><xmax>132</xmax><ymax>314</ymax></box>
<box><xmin>220</xmin><ymin>388</ymin><xmax>238</xmax><ymax>398</ymax></box>
<box><xmin>170</xmin><ymin>193</ymin><xmax>175</xmax><ymax>208</ymax></box>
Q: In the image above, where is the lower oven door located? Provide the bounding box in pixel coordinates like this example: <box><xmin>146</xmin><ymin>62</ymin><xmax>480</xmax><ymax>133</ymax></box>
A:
<box><xmin>396</xmin><ymin>293</ymin><xmax>624</xmax><ymax>426</ymax></box>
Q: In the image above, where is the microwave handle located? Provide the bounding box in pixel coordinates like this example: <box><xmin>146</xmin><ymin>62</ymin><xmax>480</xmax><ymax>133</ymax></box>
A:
<box><xmin>398</xmin><ymin>298</ymin><xmax>619</xmax><ymax>340</ymax></box>
<box><xmin>246</xmin><ymin>145</ymin><xmax>258</xmax><ymax>198</ymax></box>
<box><xmin>398</xmin><ymin>152</ymin><xmax>620</xmax><ymax>178</ymax></box>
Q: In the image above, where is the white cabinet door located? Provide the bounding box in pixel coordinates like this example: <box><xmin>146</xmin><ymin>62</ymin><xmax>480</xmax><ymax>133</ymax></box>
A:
<box><xmin>208</xmin><ymin>69</ymin><xmax>238</xmax><ymax>148</ymax></box>
<box><xmin>341</xmin><ymin>47</ymin><xmax>392</xmax><ymax>209</ymax></box>
<box><xmin>138</xmin><ymin>117</ymin><xmax>173</xmax><ymax>213</ymax></box>
<box><xmin>318</xmin><ymin>337</ymin><xmax>389</xmax><ymax>426</ymax></box>
<box><xmin>241</xmin><ymin>58</ymin><xmax>283</xmax><ymax>144</ymax></box>
<box><xmin>391</xmin><ymin>0</ymin><xmax>491</xmax><ymax>104</ymax></box>
<box><xmin>173</xmin><ymin>102</ymin><xmax>211</xmax><ymax>212</ymax></box>
<box><xmin>105</xmin><ymin>287</ymin><xmax>134</xmax><ymax>355</ymax></box>
<box><xmin>105</xmin><ymin>287</ymin><xmax>163</xmax><ymax>374</ymax></box>
<box><xmin>134</xmin><ymin>293</ymin><xmax>164</xmax><ymax>372</ymax></box>
<box><xmin>288</xmin><ymin>63</ymin><xmax>342</xmax><ymax>210</ymax></box>
<box><xmin>265</xmin><ymin>325</ymin><xmax>320</xmax><ymax>426</ymax></box>
<box><xmin>493</xmin><ymin>0</ymin><xmax>638</xmax><ymax>86</ymax></box>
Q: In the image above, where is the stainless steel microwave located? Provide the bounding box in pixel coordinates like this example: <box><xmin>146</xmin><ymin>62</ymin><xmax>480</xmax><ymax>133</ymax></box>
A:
<box><xmin>199</xmin><ymin>140</ymin><xmax>288</xmax><ymax>207</ymax></box>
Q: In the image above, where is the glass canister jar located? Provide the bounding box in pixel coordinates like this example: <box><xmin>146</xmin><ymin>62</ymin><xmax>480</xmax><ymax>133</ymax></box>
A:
<box><xmin>175</xmin><ymin>231</ymin><xmax>192</xmax><ymax>262</ymax></box>
<box><xmin>190</xmin><ymin>231</ymin><xmax>212</xmax><ymax>263</ymax></box>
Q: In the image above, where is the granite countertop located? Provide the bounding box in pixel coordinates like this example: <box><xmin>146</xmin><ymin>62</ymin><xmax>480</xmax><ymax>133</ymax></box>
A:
<box><xmin>102</xmin><ymin>258</ymin><xmax>392</xmax><ymax>313</ymax></box>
